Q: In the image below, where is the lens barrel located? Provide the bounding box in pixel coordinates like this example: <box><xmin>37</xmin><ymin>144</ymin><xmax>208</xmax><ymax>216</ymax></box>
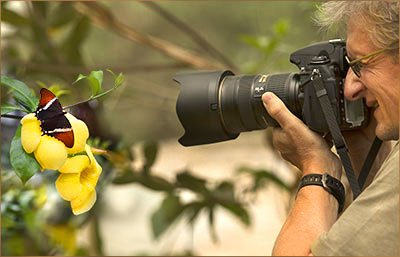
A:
<box><xmin>174</xmin><ymin>70</ymin><xmax>300</xmax><ymax>146</ymax></box>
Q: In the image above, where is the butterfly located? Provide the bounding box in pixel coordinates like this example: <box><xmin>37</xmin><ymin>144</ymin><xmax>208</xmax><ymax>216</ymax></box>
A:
<box><xmin>35</xmin><ymin>88</ymin><xmax>74</xmax><ymax>148</ymax></box>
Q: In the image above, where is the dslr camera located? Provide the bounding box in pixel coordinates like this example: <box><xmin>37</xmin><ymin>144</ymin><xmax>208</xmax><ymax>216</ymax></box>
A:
<box><xmin>174</xmin><ymin>39</ymin><xmax>369</xmax><ymax>146</ymax></box>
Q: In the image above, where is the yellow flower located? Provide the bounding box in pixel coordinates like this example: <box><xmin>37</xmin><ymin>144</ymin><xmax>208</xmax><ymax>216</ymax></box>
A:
<box><xmin>56</xmin><ymin>145</ymin><xmax>102</xmax><ymax>215</ymax></box>
<box><xmin>20</xmin><ymin>110</ymin><xmax>99</xmax><ymax>215</ymax></box>
<box><xmin>65</xmin><ymin>113</ymin><xmax>89</xmax><ymax>154</ymax></box>
<box><xmin>20</xmin><ymin>112</ymin><xmax>89</xmax><ymax>171</ymax></box>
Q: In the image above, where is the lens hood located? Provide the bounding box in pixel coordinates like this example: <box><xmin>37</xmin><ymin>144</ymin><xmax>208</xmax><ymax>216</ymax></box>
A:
<box><xmin>174</xmin><ymin>70</ymin><xmax>239</xmax><ymax>146</ymax></box>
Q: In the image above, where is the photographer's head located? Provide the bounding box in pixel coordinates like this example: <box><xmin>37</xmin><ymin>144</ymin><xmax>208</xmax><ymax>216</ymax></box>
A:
<box><xmin>317</xmin><ymin>1</ymin><xmax>399</xmax><ymax>140</ymax></box>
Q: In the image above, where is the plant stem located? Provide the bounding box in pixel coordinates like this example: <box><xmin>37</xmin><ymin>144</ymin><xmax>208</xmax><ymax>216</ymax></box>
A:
<box><xmin>63</xmin><ymin>98</ymin><xmax>93</xmax><ymax>110</ymax></box>
<box><xmin>2</xmin><ymin>114</ymin><xmax>23</xmax><ymax>119</ymax></box>
<box><xmin>63</xmin><ymin>87</ymin><xmax>118</xmax><ymax>110</ymax></box>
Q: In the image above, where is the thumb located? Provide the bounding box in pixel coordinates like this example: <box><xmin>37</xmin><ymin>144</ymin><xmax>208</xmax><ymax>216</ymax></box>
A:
<box><xmin>262</xmin><ymin>92</ymin><xmax>301</xmax><ymax>130</ymax></box>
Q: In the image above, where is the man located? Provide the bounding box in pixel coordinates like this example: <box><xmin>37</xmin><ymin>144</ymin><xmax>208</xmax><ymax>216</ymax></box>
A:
<box><xmin>263</xmin><ymin>2</ymin><xmax>399</xmax><ymax>255</ymax></box>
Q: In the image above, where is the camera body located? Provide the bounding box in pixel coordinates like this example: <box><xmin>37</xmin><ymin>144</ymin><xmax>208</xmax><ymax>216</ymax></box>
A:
<box><xmin>174</xmin><ymin>39</ymin><xmax>369</xmax><ymax>146</ymax></box>
<box><xmin>274</xmin><ymin>39</ymin><xmax>368</xmax><ymax>132</ymax></box>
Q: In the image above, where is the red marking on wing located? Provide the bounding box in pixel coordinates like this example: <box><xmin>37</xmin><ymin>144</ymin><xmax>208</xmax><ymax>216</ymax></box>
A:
<box><xmin>54</xmin><ymin>130</ymin><xmax>74</xmax><ymax>148</ymax></box>
<box><xmin>39</xmin><ymin>88</ymin><xmax>57</xmax><ymax>107</ymax></box>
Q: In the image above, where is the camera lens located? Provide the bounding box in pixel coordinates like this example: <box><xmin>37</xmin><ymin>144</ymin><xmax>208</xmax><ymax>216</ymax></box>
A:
<box><xmin>219</xmin><ymin>73</ymin><xmax>301</xmax><ymax>135</ymax></box>
<box><xmin>174</xmin><ymin>70</ymin><xmax>301</xmax><ymax>146</ymax></box>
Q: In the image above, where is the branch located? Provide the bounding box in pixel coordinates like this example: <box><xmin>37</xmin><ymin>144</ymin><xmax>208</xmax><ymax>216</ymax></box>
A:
<box><xmin>3</xmin><ymin>56</ymin><xmax>188</xmax><ymax>75</ymax></box>
<box><xmin>141</xmin><ymin>2</ymin><xmax>239</xmax><ymax>73</ymax></box>
<box><xmin>2</xmin><ymin>114</ymin><xmax>23</xmax><ymax>119</ymax></box>
<box><xmin>72</xmin><ymin>2</ymin><xmax>226</xmax><ymax>70</ymax></box>
<box><xmin>63</xmin><ymin>85</ymin><xmax>119</xmax><ymax>110</ymax></box>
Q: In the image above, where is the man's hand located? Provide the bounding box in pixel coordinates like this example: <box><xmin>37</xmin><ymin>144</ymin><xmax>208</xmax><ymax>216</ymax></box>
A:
<box><xmin>262</xmin><ymin>91</ymin><xmax>342</xmax><ymax>256</ymax></box>
<box><xmin>262</xmin><ymin>92</ymin><xmax>342</xmax><ymax>179</ymax></box>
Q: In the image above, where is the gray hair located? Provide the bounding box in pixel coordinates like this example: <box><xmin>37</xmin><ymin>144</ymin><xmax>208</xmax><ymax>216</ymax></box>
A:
<box><xmin>315</xmin><ymin>1</ymin><xmax>399</xmax><ymax>59</ymax></box>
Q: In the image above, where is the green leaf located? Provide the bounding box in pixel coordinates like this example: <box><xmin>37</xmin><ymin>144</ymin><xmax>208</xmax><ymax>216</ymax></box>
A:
<box><xmin>176</xmin><ymin>171</ymin><xmax>209</xmax><ymax>194</ymax></box>
<box><xmin>261</xmin><ymin>39</ymin><xmax>278</xmax><ymax>57</ymax></box>
<box><xmin>143</xmin><ymin>141</ymin><xmax>158</xmax><ymax>170</ymax></box>
<box><xmin>256</xmin><ymin>170</ymin><xmax>291</xmax><ymax>192</ymax></box>
<box><xmin>111</xmin><ymin>169</ymin><xmax>138</xmax><ymax>185</ymax></box>
<box><xmin>141</xmin><ymin>175</ymin><xmax>175</xmax><ymax>192</ymax></box>
<box><xmin>220</xmin><ymin>202</ymin><xmax>251</xmax><ymax>226</ymax></box>
<box><xmin>237</xmin><ymin>167</ymin><xmax>291</xmax><ymax>192</ymax></box>
<box><xmin>1</xmin><ymin>104</ymin><xmax>29</xmax><ymax>115</ymax></box>
<box><xmin>73</xmin><ymin>74</ymin><xmax>87</xmax><ymax>84</ymax></box>
<box><xmin>213</xmin><ymin>181</ymin><xmax>235</xmax><ymax>202</ymax></box>
<box><xmin>10</xmin><ymin>125</ymin><xmax>41</xmax><ymax>184</ymax></box>
<box><xmin>274</xmin><ymin>19</ymin><xmax>289</xmax><ymax>37</ymax></box>
<box><xmin>115</xmin><ymin>74</ymin><xmax>125</xmax><ymax>88</ymax></box>
<box><xmin>1</xmin><ymin>6</ymin><xmax>30</xmax><ymax>26</ymax></box>
<box><xmin>89</xmin><ymin>70</ymin><xmax>104</xmax><ymax>93</ymax></box>
<box><xmin>238</xmin><ymin>34</ymin><xmax>263</xmax><ymax>49</ymax></box>
<box><xmin>184</xmin><ymin>201</ymin><xmax>205</xmax><ymax>223</ymax></box>
<box><xmin>73</xmin><ymin>70</ymin><xmax>103</xmax><ymax>97</ymax></box>
<box><xmin>151</xmin><ymin>194</ymin><xmax>184</xmax><ymax>239</ymax></box>
<box><xmin>1</xmin><ymin>76</ymin><xmax>39</xmax><ymax>112</ymax></box>
<box><xmin>107</xmin><ymin>69</ymin><xmax>125</xmax><ymax>88</ymax></box>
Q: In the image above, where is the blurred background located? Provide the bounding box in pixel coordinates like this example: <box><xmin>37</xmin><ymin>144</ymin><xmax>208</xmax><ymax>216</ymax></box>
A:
<box><xmin>1</xmin><ymin>1</ymin><xmax>333</xmax><ymax>255</ymax></box>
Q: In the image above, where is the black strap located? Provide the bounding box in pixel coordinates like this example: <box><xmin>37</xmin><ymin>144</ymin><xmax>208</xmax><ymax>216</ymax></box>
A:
<box><xmin>358</xmin><ymin>136</ymin><xmax>382</xmax><ymax>190</ymax></box>
<box><xmin>298</xmin><ymin>173</ymin><xmax>345</xmax><ymax>213</ymax></box>
<box><xmin>311</xmin><ymin>73</ymin><xmax>361</xmax><ymax>199</ymax></box>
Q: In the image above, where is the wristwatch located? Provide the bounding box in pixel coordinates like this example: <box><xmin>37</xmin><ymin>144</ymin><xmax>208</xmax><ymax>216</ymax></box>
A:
<box><xmin>298</xmin><ymin>173</ymin><xmax>345</xmax><ymax>213</ymax></box>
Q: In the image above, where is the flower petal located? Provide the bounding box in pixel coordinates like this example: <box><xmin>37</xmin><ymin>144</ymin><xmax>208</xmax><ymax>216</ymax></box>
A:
<box><xmin>70</xmin><ymin>184</ymin><xmax>97</xmax><ymax>215</ymax></box>
<box><xmin>81</xmin><ymin>162</ymin><xmax>102</xmax><ymax>188</ymax></box>
<box><xmin>65</xmin><ymin>113</ymin><xmax>89</xmax><ymax>154</ymax></box>
<box><xmin>21</xmin><ymin>113</ymin><xmax>42</xmax><ymax>153</ymax></box>
<box><xmin>56</xmin><ymin>173</ymin><xmax>82</xmax><ymax>201</ymax></box>
<box><xmin>59</xmin><ymin>155</ymin><xmax>90</xmax><ymax>174</ymax></box>
<box><xmin>21</xmin><ymin>113</ymin><xmax>37</xmax><ymax>124</ymax></box>
<box><xmin>81</xmin><ymin>145</ymin><xmax>102</xmax><ymax>187</ymax></box>
<box><xmin>34</xmin><ymin>135</ymin><xmax>67</xmax><ymax>170</ymax></box>
<box><xmin>85</xmin><ymin>144</ymin><xmax>95</xmax><ymax>163</ymax></box>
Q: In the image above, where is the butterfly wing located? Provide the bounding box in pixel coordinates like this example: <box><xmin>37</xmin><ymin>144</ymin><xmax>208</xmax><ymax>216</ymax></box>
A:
<box><xmin>36</xmin><ymin>88</ymin><xmax>64</xmax><ymax>120</ymax></box>
<box><xmin>36</xmin><ymin>88</ymin><xmax>75</xmax><ymax>148</ymax></box>
<box><xmin>41</xmin><ymin>116</ymin><xmax>74</xmax><ymax>148</ymax></box>
<box><xmin>54</xmin><ymin>130</ymin><xmax>74</xmax><ymax>148</ymax></box>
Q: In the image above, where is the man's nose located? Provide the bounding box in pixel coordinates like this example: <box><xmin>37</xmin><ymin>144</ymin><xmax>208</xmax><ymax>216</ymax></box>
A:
<box><xmin>344</xmin><ymin>69</ymin><xmax>366</xmax><ymax>101</ymax></box>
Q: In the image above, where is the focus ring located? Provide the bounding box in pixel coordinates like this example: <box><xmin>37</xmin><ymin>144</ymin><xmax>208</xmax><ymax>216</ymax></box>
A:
<box><xmin>265</xmin><ymin>74</ymin><xmax>290</xmax><ymax>104</ymax></box>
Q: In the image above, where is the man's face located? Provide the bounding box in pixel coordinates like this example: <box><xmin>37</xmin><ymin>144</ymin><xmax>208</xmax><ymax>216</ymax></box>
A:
<box><xmin>345</xmin><ymin>19</ymin><xmax>400</xmax><ymax>140</ymax></box>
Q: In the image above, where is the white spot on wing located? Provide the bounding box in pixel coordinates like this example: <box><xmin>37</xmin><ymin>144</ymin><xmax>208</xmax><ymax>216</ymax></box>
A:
<box><xmin>43</xmin><ymin>97</ymin><xmax>58</xmax><ymax>110</ymax></box>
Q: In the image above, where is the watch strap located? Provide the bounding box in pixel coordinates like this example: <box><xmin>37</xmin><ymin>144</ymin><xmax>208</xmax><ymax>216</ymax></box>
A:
<box><xmin>298</xmin><ymin>173</ymin><xmax>345</xmax><ymax>213</ymax></box>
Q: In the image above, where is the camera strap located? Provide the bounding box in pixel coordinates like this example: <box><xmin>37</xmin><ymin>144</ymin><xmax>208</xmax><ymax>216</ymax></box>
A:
<box><xmin>310</xmin><ymin>70</ymin><xmax>382</xmax><ymax>199</ymax></box>
<box><xmin>357</xmin><ymin>136</ymin><xmax>382</xmax><ymax>190</ymax></box>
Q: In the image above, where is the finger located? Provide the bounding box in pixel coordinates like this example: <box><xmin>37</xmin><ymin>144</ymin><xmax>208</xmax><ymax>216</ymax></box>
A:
<box><xmin>262</xmin><ymin>92</ymin><xmax>304</xmax><ymax>132</ymax></box>
<box><xmin>263</xmin><ymin>92</ymin><xmax>326</xmax><ymax>149</ymax></box>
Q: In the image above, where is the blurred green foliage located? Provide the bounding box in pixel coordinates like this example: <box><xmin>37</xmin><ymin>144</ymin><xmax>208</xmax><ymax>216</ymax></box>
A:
<box><xmin>1</xmin><ymin>1</ymin><xmax>322</xmax><ymax>255</ymax></box>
